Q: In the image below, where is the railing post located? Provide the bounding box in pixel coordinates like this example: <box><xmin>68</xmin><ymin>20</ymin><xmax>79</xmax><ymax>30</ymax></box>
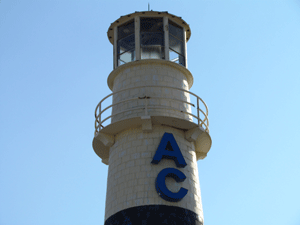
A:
<box><xmin>197</xmin><ymin>97</ymin><xmax>200</xmax><ymax>127</ymax></box>
<box><xmin>145</xmin><ymin>87</ymin><xmax>148</xmax><ymax>116</ymax></box>
<box><xmin>145</xmin><ymin>97</ymin><xmax>148</xmax><ymax>116</ymax></box>
<box><xmin>99</xmin><ymin>104</ymin><xmax>101</xmax><ymax>131</ymax></box>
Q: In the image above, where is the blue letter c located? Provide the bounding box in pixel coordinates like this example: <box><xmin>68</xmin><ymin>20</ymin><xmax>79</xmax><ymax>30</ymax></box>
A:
<box><xmin>155</xmin><ymin>168</ymin><xmax>188</xmax><ymax>202</ymax></box>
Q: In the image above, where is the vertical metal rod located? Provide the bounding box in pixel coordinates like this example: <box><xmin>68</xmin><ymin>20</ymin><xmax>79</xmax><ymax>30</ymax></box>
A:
<box><xmin>135</xmin><ymin>16</ymin><xmax>141</xmax><ymax>60</ymax></box>
<box><xmin>197</xmin><ymin>97</ymin><xmax>200</xmax><ymax>126</ymax></box>
<box><xmin>99</xmin><ymin>104</ymin><xmax>102</xmax><ymax>130</ymax></box>
<box><xmin>183</xmin><ymin>27</ymin><xmax>188</xmax><ymax>68</ymax></box>
<box><xmin>145</xmin><ymin>98</ymin><xmax>148</xmax><ymax>116</ymax></box>
<box><xmin>145</xmin><ymin>87</ymin><xmax>148</xmax><ymax>116</ymax></box>
<box><xmin>163</xmin><ymin>16</ymin><xmax>169</xmax><ymax>61</ymax></box>
<box><xmin>113</xmin><ymin>27</ymin><xmax>117</xmax><ymax>69</ymax></box>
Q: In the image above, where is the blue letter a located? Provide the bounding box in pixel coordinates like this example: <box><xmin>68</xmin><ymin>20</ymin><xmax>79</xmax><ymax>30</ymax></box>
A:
<box><xmin>151</xmin><ymin>133</ymin><xmax>187</xmax><ymax>168</ymax></box>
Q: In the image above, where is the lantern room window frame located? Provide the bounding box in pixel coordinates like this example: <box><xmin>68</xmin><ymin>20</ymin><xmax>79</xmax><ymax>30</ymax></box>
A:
<box><xmin>114</xmin><ymin>16</ymin><xmax>187</xmax><ymax>69</ymax></box>
<box><xmin>116</xmin><ymin>19</ymin><xmax>135</xmax><ymax>66</ymax></box>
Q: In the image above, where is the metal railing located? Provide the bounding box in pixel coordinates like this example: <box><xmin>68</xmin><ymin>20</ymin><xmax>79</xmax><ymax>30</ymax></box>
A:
<box><xmin>94</xmin><ymin>85</ymin><xmax>209</xmax><ymax>136</ymax></box>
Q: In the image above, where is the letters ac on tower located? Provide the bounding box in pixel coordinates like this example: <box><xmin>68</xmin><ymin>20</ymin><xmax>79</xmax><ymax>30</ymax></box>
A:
<box><xmin>92</xmin><ymin>11</ymin><xmax>212</xmax><ymax>225</ymax></box>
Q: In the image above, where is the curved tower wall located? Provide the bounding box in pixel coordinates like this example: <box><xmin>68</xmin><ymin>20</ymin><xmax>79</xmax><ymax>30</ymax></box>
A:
<box><xmin>110</xmin><ymin>61</ymin><xmax>193</xmax><ymax>123</ymax></box>
<box><xmin>105</xmin><ymin>126</ymin><xmax>203</xmax><ymax>222</ymax></box>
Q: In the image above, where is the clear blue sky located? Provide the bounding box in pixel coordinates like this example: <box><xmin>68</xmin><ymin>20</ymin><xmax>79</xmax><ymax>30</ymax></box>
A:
<box><xmin>1</xmin><ymin>1</ymin><xmax>300</xmax><ymax>225</ymax></box>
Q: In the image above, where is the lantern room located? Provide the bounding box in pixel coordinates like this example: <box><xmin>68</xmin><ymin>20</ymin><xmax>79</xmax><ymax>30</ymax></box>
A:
<box><xmin>107</xmin><ymin>11</ymin><xmax>191</xmax><ymax>69</ymax></box>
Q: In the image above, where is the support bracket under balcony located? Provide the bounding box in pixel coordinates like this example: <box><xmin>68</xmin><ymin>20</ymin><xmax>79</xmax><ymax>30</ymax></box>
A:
<box><xmin>141</xmin><ymin>115</ymin><xmax>152</xmax><ymax>132</ymax></box>
<box><xmin>185</xmin><ymin>126</ymin><xmax>212</xmax><ymax>160</ymax></box>
<box><xmin>95</xmin><ymin>133</ymin><xmax>115</xmax><ymax>147</ymax></box>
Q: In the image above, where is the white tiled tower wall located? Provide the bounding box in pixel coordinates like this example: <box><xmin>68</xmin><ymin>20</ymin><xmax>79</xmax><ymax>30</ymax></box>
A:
<box><xmin>111</xmin><ymin>61</ymin><xmax>193</xmax><ymax>123</ymax></box>
<box><xmin>105</xmin><ymin>62</ymin><xmax>204</xmax><ymax>223</ymax></box>
<box><xmin>105</xmin><ymin>126</ymin><xmax>203</xmax><ymax>221</ymax></box>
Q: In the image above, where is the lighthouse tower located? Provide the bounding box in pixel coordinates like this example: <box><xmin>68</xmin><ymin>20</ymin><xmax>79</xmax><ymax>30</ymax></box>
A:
<box><xmin>93</xmin><ymin>11</ymin><xmax>212</xmax><ymax>225</ymax></box>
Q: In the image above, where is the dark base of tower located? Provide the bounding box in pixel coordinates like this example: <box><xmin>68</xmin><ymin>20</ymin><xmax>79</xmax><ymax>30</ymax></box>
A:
<box><xmin>105</xmin><ymin>205</ymin><xmax>203</xmax><ymax>225</ymax></box>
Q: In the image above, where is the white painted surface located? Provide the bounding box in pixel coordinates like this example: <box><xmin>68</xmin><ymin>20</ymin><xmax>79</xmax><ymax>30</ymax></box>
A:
<box><xmin>111</xmin><ymin>63</ymin><xmax>193</xmax><ymax>123</ymax></box>
<box><xmin>105</xmin><ymin>126</ymin><xmax>203</xmax><ymax>223</ymax></box>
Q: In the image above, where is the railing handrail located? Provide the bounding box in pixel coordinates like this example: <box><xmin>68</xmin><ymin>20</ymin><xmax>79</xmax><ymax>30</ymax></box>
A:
<box><xmin>94</xmin><ymin>85</ymin><xmax>209</xmax><ymax>136</ymax></box>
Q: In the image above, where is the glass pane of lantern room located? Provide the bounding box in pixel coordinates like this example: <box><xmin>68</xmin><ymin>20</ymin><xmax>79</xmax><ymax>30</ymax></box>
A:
<box><xmin>117</xmin><ymin>19</ymin><xmax>135</xmax><ymax>66</ymax></box>
<box><xmin>140</xmin><ymin>18</ymin><xmax>164</xmax><ymax>60</ymax></box>
<box><xmin>117</xmin><ymin>34</ymin><xmax>135</xmax><ymax>54</ymax></box>
<box><xmin>178</xmin><ymin>54</ymin><xmax>185</xmax><ymax>66</ymax></box>
<box><xmin>169</xmin><ymin>35</ymin><xmax>184</xmax><ymax>55</ymax></box>
<box><xmin>169</xmin><ymin>22</ymin><xmax>183</xmax><ymax>41</ymax></box>
<box><xmin>170</xmin><ymin>49</ymin><xmax>185</xmax><ymax>66</ymax></box>
<box><xmin>118</xmin><ymin>20</ymin><xmax>135</xmax><ymax>39</ymax></box>
<box><xmin>140</xmin><ymin>32</ymin><xmax>164</xmax><ymax>59</ymax></box>
<box><xmin>170</xmin><ymin>49</ymin><xmax>179</xmax><ymax>63</ymax></box>
<box><xmin>140</xmin><ymin>18</ymin><xmax>163</xmax><ymax>32</ymax></box>
<box><xmin>141</xmin><ymin>45</ymin><xmax>164</xmax><ymax>59</ymax></box>
<box><xmin>119</xmin><ymin>49</ymin><xmax>135</xmax><ymax>65</ymax></box>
